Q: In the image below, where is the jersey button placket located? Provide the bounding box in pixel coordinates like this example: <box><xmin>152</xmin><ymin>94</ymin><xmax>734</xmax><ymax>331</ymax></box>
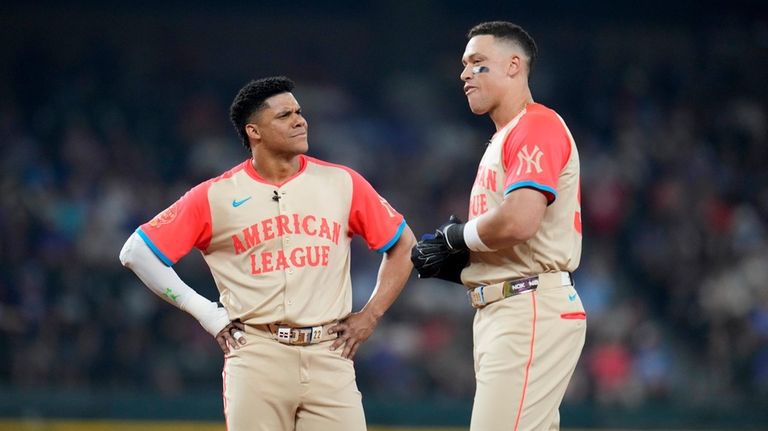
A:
<box><xmin>279</xmin><ymin>190</ymin><xmax>293</xmax><ymax>313</ymax></box>
<box><xmin>278</xmin><ymin>191</ymin><xmax>287</xmax><ymax>211</ymax></box>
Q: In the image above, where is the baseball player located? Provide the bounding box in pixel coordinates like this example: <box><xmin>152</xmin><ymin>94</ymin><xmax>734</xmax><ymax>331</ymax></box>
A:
<box><xmin>119</xmin><ymin>76</ymin><xmax>416</xmax><ymax>430</ymax></box>
<box><xmin>412</xmin><ymin>22</ymin><xmax>586</xmax><ymax>430</ymax></box>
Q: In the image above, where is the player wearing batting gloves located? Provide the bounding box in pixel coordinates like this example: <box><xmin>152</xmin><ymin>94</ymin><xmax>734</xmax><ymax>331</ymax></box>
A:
<box><xmin>120</xmin><ymin>76</ymin><xmax>415</xmax><ymax>430</ymax></box>
<box><xmin>412</xmin><ymin>22</ymin><xmax>586</xmax><ymax>431</ymax></box>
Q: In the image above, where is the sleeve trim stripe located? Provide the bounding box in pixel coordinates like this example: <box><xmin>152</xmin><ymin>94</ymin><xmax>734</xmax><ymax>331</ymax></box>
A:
<box><xmin>504</xmin><ymin>181</ymin><xmax>558</xmax><ymax>205</ymax></box>
<box><xmin>376</xmin><ymin>219</ymin><xmax>407</xmax><ymax>254</ymax></box>
<box><xmin>136</xmin><ymin>227</ymin><xmax>174</xmax><ymax>266</ymax></box>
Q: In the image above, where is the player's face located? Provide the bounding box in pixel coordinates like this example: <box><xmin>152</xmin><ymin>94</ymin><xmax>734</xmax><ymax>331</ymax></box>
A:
<box><xmin>460</xmin><ymin>35</ymin><xmax>513</xmax><ymax>115</ymax></box>
<box><xmin>250</xmin><ymin>92</ymin><xmax>309</xmax><ymax>156</ymax></box>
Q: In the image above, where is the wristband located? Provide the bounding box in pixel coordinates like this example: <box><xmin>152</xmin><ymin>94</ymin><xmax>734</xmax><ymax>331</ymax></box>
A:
<box><xmin>463</xmin><ymin>218</ymin><xmax>495</xmax><ymax>252</ymax></box>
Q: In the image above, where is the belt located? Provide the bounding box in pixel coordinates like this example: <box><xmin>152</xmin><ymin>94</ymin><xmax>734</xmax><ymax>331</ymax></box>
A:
<box><xmin>468</xmin><ymin>271</ymin><xmax>573</xmax><ymax>308</ymax></box>
<box><xmin>257</xmin><ymin>322</ymin><xmax>339</xmax><ymax>346</ymax></box>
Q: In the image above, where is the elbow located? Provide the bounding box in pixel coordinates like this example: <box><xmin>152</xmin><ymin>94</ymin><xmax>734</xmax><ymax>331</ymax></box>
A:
<box><xmin>119</xmin><ymin>234</ymin><xmax>136</xmax><ymax>268</ymax></box>
<box><xmin>401</xmin><ymin>225</ymin><xmax>417</xmax><ymax>250</ymax></box>
<box><xmin>512</xmin><ymin>224</ymin><xmax>539</xmax><ymax>243</ymax></box>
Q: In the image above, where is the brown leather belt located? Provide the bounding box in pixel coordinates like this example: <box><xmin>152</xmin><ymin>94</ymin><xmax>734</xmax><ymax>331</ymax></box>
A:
<box><xmin>468</xmin><ymin>271</ymin><xmax>573</xmax><ymax>308</ymax></box>
<box><xmin>255</xmin><ymin>322</ymin><xmax>339</xmax><ymax>346</ymax></box>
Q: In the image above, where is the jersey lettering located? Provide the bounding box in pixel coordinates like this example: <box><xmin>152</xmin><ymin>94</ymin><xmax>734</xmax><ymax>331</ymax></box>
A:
<box><xmin>231</xmin><ymin>213</ymin><xmax>342</xmax><ymax>255</ymax></box>
<box><xmin>469</xmin><ymin>193</ymin><xmax>488</xmax><ymax>217</ymax></box>
<box><xmin>473</xmin><ymin>165</ymin><xmax>498</xmax><ymax>192</ymax></box>
<box><xmin>248</xmin><ymin>246</ymin><xmax>331</xmax><ymax>275</ymax></box>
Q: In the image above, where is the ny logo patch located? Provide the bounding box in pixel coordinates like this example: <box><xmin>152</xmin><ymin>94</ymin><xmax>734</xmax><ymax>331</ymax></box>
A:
<box><xmin>516</xmin><ymin>144</ymin><xmax>544</xmax><ymax>175</ymax></box>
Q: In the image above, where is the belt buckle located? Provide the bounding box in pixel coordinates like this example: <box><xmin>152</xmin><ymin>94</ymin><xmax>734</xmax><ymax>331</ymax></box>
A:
<box><xmin>293</xmin><ymin>328</ymin><xmax>313</xmax><ymax>345</ymax></box>
<box><xmin>276</xmin><ymin>326</ymin><xmax>292</xmax><ymax>344</ymax></box>
<box><xmin>504</xmin><ymin>276</ymin><xmax>539</xmax><ymax>297</ymax></box>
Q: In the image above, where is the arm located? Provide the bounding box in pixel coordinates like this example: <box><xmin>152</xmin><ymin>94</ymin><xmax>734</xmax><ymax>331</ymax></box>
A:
<box><xmin>438</xmin><ymin>187</ymin><xmax>547</xmax><ymax>253</ymax></box>
<box><xmin>475</xmin><ymin>187</ymin><xmax>547</xmax><ymax>249</ymax></box>
<box><xmin>330</xmin><ymin>225</ymin><xmax>416</xmax><ymax>359</ymax></box>
<box><xmin>455</xmin><ymin>112</ymin><xmax>568</xmax><ymax>251</ymax></box>
<box><xmin>119</xmin><ymin>232</ymin><xmax>245</xmax><ymax>353</ymax></box>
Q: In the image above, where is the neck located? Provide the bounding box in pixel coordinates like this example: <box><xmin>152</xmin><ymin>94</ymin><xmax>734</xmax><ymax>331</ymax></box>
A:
<box><xmin>489</xmin><ymin>85</ymin><xmax>533</xmax><ymax>131</ymax></box>
<box><xmin>251</xmin><ymin>150</ymin><xmax>301</xmax><ymax>184</ymax></box>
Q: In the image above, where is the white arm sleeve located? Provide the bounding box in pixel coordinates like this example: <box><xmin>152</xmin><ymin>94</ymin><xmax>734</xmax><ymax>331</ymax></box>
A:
<box><xmin>119</xmin><ymin>231</ymin><xmax>231</xmax><ymax>337</ymax></box>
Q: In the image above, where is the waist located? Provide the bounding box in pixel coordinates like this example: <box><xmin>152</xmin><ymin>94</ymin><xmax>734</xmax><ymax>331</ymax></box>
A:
<box><xmin>462</xmin><ymin>253</ymin><xmax>580</xmax><ymax>287</ymax></box>
<box><xmin>246</xmin><ymin>321</ymin><xmax>339</xmax><ymax>346</ymax></box>
<box><xmin>467</xmin><ymin>271</ymin><xmax>573</xmax><ymax>308</ymax></box>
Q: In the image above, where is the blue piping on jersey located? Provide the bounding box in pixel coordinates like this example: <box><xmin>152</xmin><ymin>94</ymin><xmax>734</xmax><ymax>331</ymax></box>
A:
<box><xmin>136</xmin><ymin>227</ymin><xmax>174</xmax><ymax>267</ymax></box>
<box><xmin>504</xmin><ymin>181</ymin><xmax>558</xmax><ymax>205</ymax></box>
<box><xmin>377</xmin><ymin>219</ymin><xmax>407</xmax><ymax>254</ymax></box>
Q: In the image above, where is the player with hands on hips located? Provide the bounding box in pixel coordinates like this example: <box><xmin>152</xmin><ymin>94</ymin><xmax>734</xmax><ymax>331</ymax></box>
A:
<box><xmin>412</xmin><ymin>22</ymin><xmax>586</xmax><ymax>431</ymax></box>
<box><xmin>120</xmin><ymin>76</ymin><xmax>415</xmax><ymax>431</ymax></box>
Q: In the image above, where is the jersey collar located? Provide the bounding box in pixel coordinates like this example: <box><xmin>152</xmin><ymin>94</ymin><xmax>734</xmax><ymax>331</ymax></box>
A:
<box><xmin>244</xmin><ymin>154</ymin><xmax>308</xmax><ymax>186</ymax></box>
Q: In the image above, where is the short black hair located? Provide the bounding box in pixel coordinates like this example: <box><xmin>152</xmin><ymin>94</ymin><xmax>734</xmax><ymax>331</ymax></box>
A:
<box><xmin>467</xmin><ymin>21</ymin><xmax>538</xmax><ymax>74</ymax></box>
<box><xmin>230</xmin><ymin>76</ymin><xmax>295</xmax><ymax>150</ymax></box>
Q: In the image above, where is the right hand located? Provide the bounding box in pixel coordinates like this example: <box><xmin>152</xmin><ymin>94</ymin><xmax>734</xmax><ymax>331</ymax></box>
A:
<box><xmin>411</xmin><ymin>216</ymin><xmax>469</xmax><ymax>284</ymax></box>
<box><xmin>215</xmin><ymin>320</ymin><xmax>247</xmax><ymax>354</ymax></box>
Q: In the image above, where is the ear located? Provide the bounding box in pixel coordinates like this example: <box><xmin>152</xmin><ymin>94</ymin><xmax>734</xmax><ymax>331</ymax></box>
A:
<box><xmin>506</xmin><ymin>54</ymin><xmax>522</xmax><ymax>77</ymax></box>
<box><xmin>245</xmin><ymin>123</ymin><xmax>261</xmax><ymax>143</ymax></box>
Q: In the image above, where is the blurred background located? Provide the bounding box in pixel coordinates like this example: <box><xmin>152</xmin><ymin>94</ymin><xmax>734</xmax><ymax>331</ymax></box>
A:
<box><xmin>1</xmin><ymin>1</ymin><xmax>767</xmax><ymax>429</ymax></box>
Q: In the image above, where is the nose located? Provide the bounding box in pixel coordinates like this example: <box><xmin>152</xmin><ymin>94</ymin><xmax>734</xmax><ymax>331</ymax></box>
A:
<box><xmin>460</xmin><ymin>64</ymin><xmax>473</xmax><ymax>82</ymax></box>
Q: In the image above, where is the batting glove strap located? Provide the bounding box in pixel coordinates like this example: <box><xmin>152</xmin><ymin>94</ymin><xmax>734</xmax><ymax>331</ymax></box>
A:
<box><xmin>443</xmin><ymin>222</ymin><xmax>468</xmax><ymax>250</ymax></box>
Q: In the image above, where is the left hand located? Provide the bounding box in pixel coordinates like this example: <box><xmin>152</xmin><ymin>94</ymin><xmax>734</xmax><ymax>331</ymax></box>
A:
<box><xmin>328</xmin><ymin>311</ymin><xmax>380</xmax><ymax>360</ymax></box>
<box><xmin>215</xmin><ymin>319</ymin><xmax>246</xmax><ymax>355</ymax></box>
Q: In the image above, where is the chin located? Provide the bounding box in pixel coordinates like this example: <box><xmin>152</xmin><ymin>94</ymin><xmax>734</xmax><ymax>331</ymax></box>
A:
<box><xmin>468</xmin><ymin>103</ymin><xmax>489</xmax><ymax>115</ymax></box>
<box><xmin>467</xmin><ymin>96</ymin><xmax>489</xmax><ymax>115</ymax></box>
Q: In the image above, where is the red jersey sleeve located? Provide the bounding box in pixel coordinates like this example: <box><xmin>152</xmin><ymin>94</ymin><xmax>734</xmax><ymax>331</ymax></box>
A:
<box><xmin>346</xmin><ymin>169</ymin><xmax>406</xmax><ymax>253</ymax></box>
<box><xmin>137</xmin><ymin>181</ymin><xmax>213</xmax><ymax>266</ymax></box>
<box><xmin>502</xmin><ymin>110</ymin><xmax>571</xmax><ymax>205</ymax></box>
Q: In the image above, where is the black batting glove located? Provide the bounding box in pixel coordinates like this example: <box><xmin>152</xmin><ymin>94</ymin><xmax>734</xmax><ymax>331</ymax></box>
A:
<box><xmin>439</xmin><ymin>215</ymin><xmax>468</xmax><ymax>251</ymax></box>
<box><xmin>410</xmin><ymin>215</ymin><xmax>470</xmax><ymax>284</ymax></box>
<box><xmin>410</xmin><ymin>231</ymin><xmax>450</xmax><ymax>278</ymax></box>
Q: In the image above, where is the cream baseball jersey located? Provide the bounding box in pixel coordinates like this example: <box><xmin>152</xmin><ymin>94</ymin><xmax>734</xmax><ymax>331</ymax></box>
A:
<box><xmin>137</xmin><ymin>155</ymin><xmax>406</xmax><ymax>326</ymax></box>
<box><xmin>462</xmin><ymin>103</ymin><xmax>582</xmax><ymax>288</ymax></box>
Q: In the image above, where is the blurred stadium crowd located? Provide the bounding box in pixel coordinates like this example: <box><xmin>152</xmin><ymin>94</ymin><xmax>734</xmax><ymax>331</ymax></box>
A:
<box><xmin>1</xmin><ymin>2</ymin><xmax>767</xmax><ymax>421</ymax></box>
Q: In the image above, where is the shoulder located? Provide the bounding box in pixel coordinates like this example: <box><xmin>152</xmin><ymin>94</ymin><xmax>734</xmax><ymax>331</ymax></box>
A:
<box><xmin>304</xmin><ymin>156</ymin><xmax>364</xmax><ymax>181</ymax></box>
<box><xmin>518</xmin><ymin>103</ymin><xmax>567</xmax><ymax>131</ymax></box>
<box><xmin>188</xmin><ymin>160</ymin><xmax>251</xmax><ymax>196</ymax></box>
